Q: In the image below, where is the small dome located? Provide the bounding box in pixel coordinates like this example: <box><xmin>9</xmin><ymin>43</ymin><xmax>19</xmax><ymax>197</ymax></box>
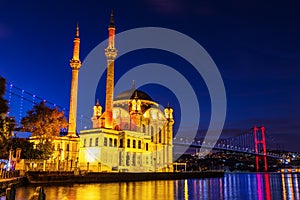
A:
<box><xmin>114</xmin><ymin>89</ymin><xmax>153</xmax><ymax>101</ymax></box>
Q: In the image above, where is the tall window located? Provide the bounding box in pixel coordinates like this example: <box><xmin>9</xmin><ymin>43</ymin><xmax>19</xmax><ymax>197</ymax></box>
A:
<box><xmin>143</xmin><ymin>124</ymin><xmax>146</xmax><ymax>133</ymax></box>
<box><xmin>83</xmin><ymin>139</ymin><xmax>86</xmax><ymax>147</ymax></box>
<box><xmin>145</xmin><ymin>143</ymin><xmax>149</xmax><ymax>151</ymax></box>
<box><xmin>138</xmin><ymin>140</ymin><xmax>141</xmax><ymax>149</ymax></box>
<box><xmin>126</xmin><ymin>153</ymin><xmax>130</xmax><ymax>166</ymax></box>
<box><xmin>159</xmin><ymin>128</ymin><xmax>162</xmax><ymax>143</ymax></box>
<box><xmin>132</xmin><ymin>153</ymin><xmax>136</xmax><ymax>166</ymax></box>
<box><xmin>151</xmin><ymin>126</ymin><xmax>154</xmax><ymax>136</ymax></box>
<box><xmin>127</xmin><ymin>139</ymin><xmax>130</xmax><ymax>148</ymax></box>
<box><xmin>133</xmin><ymin>140</ymin><xmax>136</xmax><ymax>148</ymax></box>
<box><xmin>119</xmin><ymin>139</ymin><xmax>123</xmax><ymax>148</ymax></box>
<box><xmin>124</xmin><ymin>123</ymin><xmax>128</xmax><ymax>130</ymax></box>
<box><xmin>114</xmin><ymin>139</ymin><xmax>117</xmax><ymax>147</ymax></box>
<box><xmin>159</xmin><ymin>132</ymin><xmax>162</xmax><ymax>143</ymax></box>
<box><xmin>89</xmin><ymin>138</ymin><xmax>92</xmax><ymax>147</ymax></box>
<box><xmin>109</xmin><ymin>138</ymin><xmax>113</xmax><ymax>147</ymax></box>
<box><xmin>104</xmin><ymin>137</ymin><xmax>107</xmax><ymax>146</ymax></box>
<box><xmin>95</xmin><ymin>138</ymin><xmax>99</xmax><ymax>146</ymax></box>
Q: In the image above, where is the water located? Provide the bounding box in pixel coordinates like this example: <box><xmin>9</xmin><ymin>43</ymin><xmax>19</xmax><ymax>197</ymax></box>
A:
<box><xmin>2</xmin><ymin>173</ymin><xmax>300</xmax><ymax>200</ymax></box>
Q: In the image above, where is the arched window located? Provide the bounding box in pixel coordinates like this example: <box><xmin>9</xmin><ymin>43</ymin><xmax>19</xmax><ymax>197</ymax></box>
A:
<box><xmin>120</xmin><ymin>139</ymin><xmax>123</xmax><ymax>148</ymax></box>
<box><xmin>132</xmin><ymin>153</ymin><xmax>136</xmax><ymax>166</ymax></box>
<box><xmin>138</xmin><ymin>140</ymin><xmax>141</xmax><ymax>149</ymax></box>
<box><xmin>143</xmin><ymin>124</ymin><xmax>146</xmax><ymax>133</ymax></box>
<box><xmin>124</xmin><ymin>123</ymin><xmax>129</xmax><ymax>130</ymax></box>
<box><xmin>83</xmin><ymin>139</ymin><xmax>86</xmax><ymax>147</ymax></box>
<box><xmin>159</xmin><ymin>132</ymin><xmax>162</xmax><ymax>143</ymax></box>
<box><xmin>151</xmin><ymin>126</ymin><xmax>154</xmax><ymax>136</ymax></box>
<box><xmin>126</xmin><ymin>153</ymin><xmax>130</xmax><ymax>166</ymax></box>
<box><xmin>95</xmin><ymin>138</ymin><xmax>99</xmax><ymax>146</ymax></box>
<box><xmin>89</xmin><ymin>138</ymin><xmax>92</xmax><ymax>147</ymax></box>
<box><xmin>104</xmin><ymin>137</ymin><xmax>107</xmax><ymax>146</ymax></box>
<box><xmin>114</xmin><ymin>139</ymin><xmax>117</xmax><ymax>147</ymax></box>
<box><xmin>127</xmin><ymin>139</ymin><xmax>130</xmax><ymax>148</ymax></box>
<box><xmin>133</xmin><ymin>140</ymin><xmax>136</xmax><ymax>148</ymax></box>
<box><xmin>159</xmin><ymin>128</ymin><xmax>162</xmax><ymax>143</ymax></box>
<box><xmin>109</xmin><ymin>138</ymin><xmax>113</xmax><ymax>147</ymax></box>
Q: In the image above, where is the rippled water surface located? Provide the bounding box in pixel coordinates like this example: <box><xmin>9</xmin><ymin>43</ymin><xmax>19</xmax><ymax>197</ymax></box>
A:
<box><xmin>1</xmin><ymin>173</ymin><xmax>299</xmax><ymax>200</ymax></box>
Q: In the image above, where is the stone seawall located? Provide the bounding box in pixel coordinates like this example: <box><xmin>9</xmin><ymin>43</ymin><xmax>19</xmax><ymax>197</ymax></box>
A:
<box><xmin>0</xmin><ymin>177</ymin><xmax>28</xmax><ymax>197</ymax></box>
<box><xmin>26</xmin><ymin>171</ymin><xmax>224</xmax><ymax>184</ymax></box>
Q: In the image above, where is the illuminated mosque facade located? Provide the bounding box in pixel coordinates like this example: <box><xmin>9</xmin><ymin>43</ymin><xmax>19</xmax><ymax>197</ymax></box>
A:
<box><xmin>63</xmin><ymin>12</ymin><xmax>175</xmax><ymax>172</ymax></box>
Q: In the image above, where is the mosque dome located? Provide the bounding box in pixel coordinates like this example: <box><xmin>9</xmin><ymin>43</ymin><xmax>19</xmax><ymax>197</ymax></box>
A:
<box><xmin>114</xmin><ymin>88</ymin><xmax>153</xmax><ymax>101</ymax></box>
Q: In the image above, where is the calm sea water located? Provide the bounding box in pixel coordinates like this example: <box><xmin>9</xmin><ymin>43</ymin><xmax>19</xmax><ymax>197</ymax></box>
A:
<box><xmin>1</xmin><ymin>173</ymin><xmax>299</xmax><ymax>200</ymax></box>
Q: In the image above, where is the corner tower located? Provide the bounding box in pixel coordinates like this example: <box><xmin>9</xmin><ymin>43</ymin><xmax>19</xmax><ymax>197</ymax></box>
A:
<box><xmin>68</xmin><ymin>24</ymin><xmax>81</xmax><ymax>137</ymax></box>
<box><xmin>104</xmin><ymin>11</ymin><xmax>117</xmax><ymax>129</ymax></box>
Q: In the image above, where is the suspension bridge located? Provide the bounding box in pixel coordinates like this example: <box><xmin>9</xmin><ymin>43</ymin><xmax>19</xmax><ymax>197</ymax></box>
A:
<box><xmin>5</xmin><ymin>82</ymin><xmax>91</xmax><ymax>130</ymax></box>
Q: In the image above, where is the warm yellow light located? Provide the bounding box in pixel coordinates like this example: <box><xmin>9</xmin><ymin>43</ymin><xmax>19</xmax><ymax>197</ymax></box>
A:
<box><xmin>86</xmin><ymin>148</ymin><xmax>100</xmax><ymax>163</ymax></box>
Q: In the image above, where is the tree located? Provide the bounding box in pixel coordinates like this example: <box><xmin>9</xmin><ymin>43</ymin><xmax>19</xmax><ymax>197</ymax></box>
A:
<box><xmin>0</xmin><ymin>77</ymin><xmax>16</xmax><ymax>159</ymax></box>
<box><xmin>9</xmin><ymin>138</ymin><xmax>41</xmax><ymax>159</ymax></box>
<box><xmin>21</xmin><ymin>101</ymin><xmax>68</xmax><ymax>159</ymax></box>
<box><xmin>0</xmin><ymin>77</ymin><xmax>8</xmax><ymax>114</ymax></box>
<box><xmin>0</xmin><ymin>117</ymin><xmax>16</xmax><ymax>158</ymax></box>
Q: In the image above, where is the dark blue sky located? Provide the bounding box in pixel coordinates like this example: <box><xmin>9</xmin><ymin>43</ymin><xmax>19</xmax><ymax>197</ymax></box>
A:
<box><xmin>0</xmin><ymin>0</ymin><xmax>299</xmax><ymax>151</ymax></box>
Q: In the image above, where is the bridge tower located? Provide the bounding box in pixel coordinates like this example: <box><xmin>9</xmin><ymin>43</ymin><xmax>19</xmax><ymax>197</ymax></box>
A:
<box><xmin>254</xmin><ymin>125</ymin><xmax>268</xmax><ymax>171</ymax></box>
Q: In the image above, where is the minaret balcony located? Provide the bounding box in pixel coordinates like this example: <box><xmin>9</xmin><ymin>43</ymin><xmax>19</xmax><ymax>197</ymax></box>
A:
<box><xmin>70</xmin><ymin>59</ymin><xmax>82</xmax><ymax>69</ymax></box>
<box><xmin>105</xmin><ymin>48</ymin><xmax>117</xmax><ymax>60</ymax></box>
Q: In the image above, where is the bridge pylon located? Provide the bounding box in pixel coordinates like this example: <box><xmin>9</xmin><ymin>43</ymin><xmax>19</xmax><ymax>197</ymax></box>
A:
<box><xmin>254</xmin><ymin>125</ymin><xmax>268</xmax><ymax>172</ymax></box>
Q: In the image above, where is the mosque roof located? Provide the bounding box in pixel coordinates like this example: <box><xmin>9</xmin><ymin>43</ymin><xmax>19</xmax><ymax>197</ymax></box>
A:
<box><xmin>114</xmin><ymin>88</ymin><xmax>153</xmax><ymax>101</ymax></box>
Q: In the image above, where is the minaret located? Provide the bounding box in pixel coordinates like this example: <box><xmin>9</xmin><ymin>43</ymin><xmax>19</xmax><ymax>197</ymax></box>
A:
<box><xmin>104</xmin><ymin>11</ymin><xmax>117</xmax><ymax>129</ymax></box>
<box><xmin>164</xmin><ymin>103</ymin><xmax>174</xmax><ymax>171</ymax></box>
<box><xmin>68</xmin><ymin>23</ymin><xmax>81</xmax><ymax>137</ymax></box>
<box><xmin>164</xmin><ymin>103</ymin><xmax>174</xmax><ymax>144</ymax></box>
<box><xmin>91</xmin><ymin>100</ymin><xmax>102</xmax><ymax>128</ymax></box>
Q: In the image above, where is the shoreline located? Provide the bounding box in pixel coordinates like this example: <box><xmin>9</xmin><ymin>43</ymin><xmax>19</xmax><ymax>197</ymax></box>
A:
<box><xmin>26</xmin><ymin>171</ymin><xmax>225</xmax><ymax>185</ymax></box>
<box><xmin>0</xmin><ymin>177</ymin><xmax>28</xmax><ymax>197</ymax></box>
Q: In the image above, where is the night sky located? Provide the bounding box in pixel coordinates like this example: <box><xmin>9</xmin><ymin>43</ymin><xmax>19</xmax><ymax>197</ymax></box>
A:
<box><xmin>0</xmin><ymin>1</ymin><xmax>299</xmax><ymax>151</ymax></box>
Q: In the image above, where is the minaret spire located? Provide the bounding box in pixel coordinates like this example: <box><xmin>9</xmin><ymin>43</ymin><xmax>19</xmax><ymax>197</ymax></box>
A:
<box><xmin>75</xmin><ymin>22</ymin><xmax>79</xmax><ymax>37</ymax></box>
<box><xmin>68</xmin><ymin>23</ymin><xmax>81</xmax><ymax>137</ymax></box>
<box><xmin>131</xmin><ymin>80</ymin><xmax>136</xmax><ymax>90</ymax></box>
<box><xmin>109</xmin><ymin>10</ymin><xmax>115</xmax><ymax>28</ymax></box>
<box><xmin>104</xmin><ymin>12</ymin><xmax>117</xmax><ymax>129</ymax></box>
<box><xmin>71</xmin><ymin>23</ymin><xmax>80</xmax><ymax>63</ymax></box>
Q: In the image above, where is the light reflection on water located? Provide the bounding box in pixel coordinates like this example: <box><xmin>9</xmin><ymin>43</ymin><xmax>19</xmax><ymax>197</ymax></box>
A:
<box><xmin>1</xmin><ymin>173</ymin><xmax>299</xmax><ymax>200</ymax></box>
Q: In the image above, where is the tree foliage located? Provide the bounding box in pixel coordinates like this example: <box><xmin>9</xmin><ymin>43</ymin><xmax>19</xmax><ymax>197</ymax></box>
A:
<box><xmin>0</xmin><ymin>117</ymin><xmax>16</xmax><ymax>158</ymax></box>
<box><xmin>0</xmin><ymin>77</ymin><xmax>16</xmax><ymax>159</ymax></box>
<box><xmin>21</xmin><ymin>101</ymin><xmax>68</xmax><ymax>159</ymax></box>
<box><xmin>0</xmin><ymin>77</ymin><xmax>8</xmax><ymax>114</ymax></box>
<box><xmin>21</xmin><ymin>101</ymin><xmax>68</xmax><ymax>141</ymax></box>
<box><xmin>9</xmin><ymin>138</ymin><xmax>41</xmax><ymax>159</ymax></box>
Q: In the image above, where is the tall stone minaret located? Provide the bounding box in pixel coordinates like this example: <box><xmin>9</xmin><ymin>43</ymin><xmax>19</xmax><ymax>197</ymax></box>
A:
<box><xmin>68</xmin><ymin>24</ymin><xmax>81</xmax><ymax>137</ymax></box>
<box><xmin>104</xmin><ymin>11</ymin><xmax>117</xmax><ymax>129</ymax></box>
